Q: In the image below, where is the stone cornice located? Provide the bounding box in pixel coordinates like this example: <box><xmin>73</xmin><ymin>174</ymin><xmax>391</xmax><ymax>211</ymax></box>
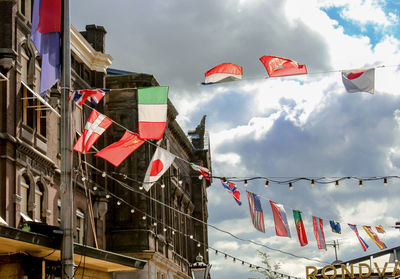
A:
<box><xmin>70</xmin><ymin>25</ymin><xmax>113</xmax><ymax>73</ymax></box>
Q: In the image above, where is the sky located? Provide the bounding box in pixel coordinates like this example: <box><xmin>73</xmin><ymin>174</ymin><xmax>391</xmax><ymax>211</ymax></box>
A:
<box><xmin>71</xmin><ymin>0</ymin><xmax>400</xmax><ymax>278</ymax></box>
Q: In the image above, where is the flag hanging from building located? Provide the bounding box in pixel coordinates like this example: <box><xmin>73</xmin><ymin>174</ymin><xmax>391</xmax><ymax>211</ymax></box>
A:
<box><xmin>202</xmin><ymin>63</ymin><xmax>243</xmax><ymax>85</ymax></box>
<box><xmin>138</xmin><ymin>86</ymin><xmax>168</xmax><ymax>140</ymax></box>
<box><xmin>143</xmin><ymin>147</ymin><xmax>175</xmax><ymax>191</ymax></box>
<box><xmin>269</xmin><ymin>201</ymin><xmax>291</xmax><ymax>237</ymax></box>
<box><xmin>247</xmin><ymin>191</ymin><xmax>265</xmax><ymax>233</ymax></box>
<box><xmin>220</xmin><ymin>179</ymin><xmax>242</xmax><ymax>206</ymax></box>
<box><xmin>71</xmin><ymin>88</ymin><xmax>110</xmax><ymax>106</ymax></box>
<box><xmin>31</xmin><ymin>0</ymin><xmax>61</xmax><ymax>97</ymax></box>
<box><xmin>348</xmin><ymin>224</ymin><xmax>369</xmax><ymax>251</ymax></box>
<box><xmin>341</xmin><ymin>68</ymin><xmax>375</xmax><ymax>94</ymax></box>
<box><xmin>330</xmin><ymin>220</ymin><xmax>342</xmax><ymax>234</ymax></box>
<box><xmin>293</xmin><ymin>210</ymin><xmax>308</xmax><ymax>246</ymax></box>
<box><xmin>259</xmin><ymin>56</ymin><xmax>307</xmax><ymax>77</ymax></box>
<box><xmin>190</xmin><ymin>163</ymin><xmax>210</xmax><ymax>180</ymax></box>
<box><xmin>363</xmin><ymin>226</ymin><xmax>387</xmax><ymax>250</ymax></box>
<box><xmin>313</xmin><ymin>216</ymin><xmax>327</xmax><ymax>250</ymax></box>
<box><xmin>376</xmin><ymin>225</ymin><xmax>386</xmax><ymax>234</ymax></box>
<box><xmin>95</xmin><ymin>131</ymin><xmax>145</xmax><ymax>167</ymax></box>
<box><xmin>73</xmin><ymin>110</ymin><xmax>112</xmax><ymax>154</ymax></box>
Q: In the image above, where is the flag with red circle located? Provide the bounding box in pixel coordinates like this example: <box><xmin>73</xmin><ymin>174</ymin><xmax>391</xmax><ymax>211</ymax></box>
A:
<box><xmin>143</xmin><ymin>147</ymin><xmax>176</xmax><ymax>191</ymax></box>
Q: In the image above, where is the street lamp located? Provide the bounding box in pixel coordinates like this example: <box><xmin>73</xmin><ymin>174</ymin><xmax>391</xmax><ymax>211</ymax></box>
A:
<box><xmin>190</xmin><ymin>254</ymin><xmax>211</xmax><ymax>279</ymax></box>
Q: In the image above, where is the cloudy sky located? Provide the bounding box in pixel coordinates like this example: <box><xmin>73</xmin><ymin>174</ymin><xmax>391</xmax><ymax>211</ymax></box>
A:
<box><xmin>71</xmin><ymin>0</ymin><xmax>400</xmax><ymax>278</ymax></box>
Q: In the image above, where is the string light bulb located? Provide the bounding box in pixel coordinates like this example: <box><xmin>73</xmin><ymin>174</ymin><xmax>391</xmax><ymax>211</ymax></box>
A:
<box><xmin>178</xmin><ymin>180</ymin><xmax>183</xmax><ymax>185</ymax></box>
<box><xmin>197</xmin><ymin>243</ymin><xmax>201</xmax><ymax>247</ymax></box>
<box><xmin>335</xmin><ymin>180</ymin><xmax>339</xmax><ymax>188</ymax></box>
<box><xmin>359</xmin><ymin>180</ymin><xmax>363</xmax><ymax>188</ymax></box>
<box><xmin>81</xmin><ymin>176</ymin><xmax>86</xmax><ymax>182</ymax></box>
<box><xmin>123</xmin><ymin>174</ymin><xmax>127</xmax><ymax>180</ymax></box>
<box><xmin>289</xmin><ymin>182</ymin><xmax>293</xmax><ymax>190</ymax></box>
<box><xmin>130</xmin><ymin>209</ymin><xmax>135</xmax><ymax>213</ymax></box>
<box><xmin>311</xmin><ymin>179</ymin><xmax>315</xmax><ymax>188</ymax></box>
<box><xmin>224</xmin><ymin>254</ymin><xmax>227</xmax><ymax>260</ymax></box>
<box><xmin>384</xmin><ymin>177</ymin><xmax>388</xmax><ymax>186</ymax></box>
<box><xmin>172</xmin><ymin>230</ymin><xmax>175</xmax><ymax>235</ymax></box>
<box><xmin>105</xmin><ymin>194</ymin><xmax>110</xmax><ymax>199</ymax></box>
<box><xmin>163</xmin><ymin>228</ymin><xmax>167</xmax><ymax>232</ymax></box>
<box><xmin>153</xmin><ymin>222</ymin><xmax>157</xmax><ymax>226</ymax></box>
<box><xmin>93</xmin><ymin>186</ymin><xmax>97</xmax><ymax>191</ymax></box>
<box><xmin>244</xmin><ymin>179</ymin><xmax>248</xmax><ymax>187</ymax></box>
<box><xmin>233</xmin><ymin>258</ymin><xmax>236</xmax><ymax>263</ymax></box>
<box><xmin>242</xmin><ymin>261</ymin><xmax>244</xmax><ymax>266</ymax></box>
<box><xmin>102</xmin><ymin>172</ymin><xmax>106</xmax><ymax>177</ymax></box>
<box><xmin>189</xmin><ymin>235</ymin><xmax>193</xmax><ymax>239</ymax></box>
<box><xmin>215</xmin><ymin>250</ymin><xmax>218</xmax><ymax>255</ymax></box>
<box><xmin>117</xmin><ymin>201</ymin><xmax>121</xmax><ymax>205</ymax></box>
<box><xmin>265</xmin><ymin>180</ymin><xmax>269</xmax><ymax>188</ymax></box>
<box><xmin>198</xmin><ymin>174</ymin><xmax>203</xmax><ymax>180</ymax></box>
<box><xmin>161</xmin><ymin>183</ymin><xmax>165</xmax><ymax>188</ymax></box>
<box><xmin>142</xmin><ymin>215</ymin><xmax>147</xmax><ymax>220</ymax></box>
<box><xmin>139</xmin><ymin>186</ymin><xmax>144</xmax><ymax>190</ymax></box>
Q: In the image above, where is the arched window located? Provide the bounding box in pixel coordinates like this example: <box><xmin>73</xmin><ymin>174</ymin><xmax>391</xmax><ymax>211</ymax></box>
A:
<box><xmin>34</xmin><ymin>183</ymin><xmax>44</xmax><ymax>222</ymax></box>
<box><xmin>20</xmin><ymin>175</ymin><xmax>33</xmax><ymax>222</ymax></box>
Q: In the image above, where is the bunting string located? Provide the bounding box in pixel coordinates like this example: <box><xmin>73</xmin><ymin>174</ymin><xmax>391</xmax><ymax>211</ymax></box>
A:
<box><xmin>80</xmin><ymin>161</ymin><xmax>329</xmax><ymax>264</ymax></box>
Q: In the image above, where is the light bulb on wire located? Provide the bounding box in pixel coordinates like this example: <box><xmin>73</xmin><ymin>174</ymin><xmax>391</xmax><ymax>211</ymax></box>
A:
<box><xmin>311</xmin><ymin>179</ymin><xmax>315</xmax><ymax>188</ymax></box>
<box><xmin>117</xmin><ymin>201</ymin><xmax>121</xmax><ymax>205</ymax></box>
<box><xmin>102</xmin><ymin>172</ymin><xmax>106</xmax><ymax>177</ymax></box>
<box><xmin>384</xmin><ymin>177</ymin><xmax>388</xmax><ymax>186</ymax></box>
<box><xmin>265</xmin><ymin>180</ymin><xmax>269</xmax><ymax>188</ymax></box>
<box><xmin>289</xmin><ymin>182</ymin><xmax>293</xmax><ymax>190</ymax></box>
<box><xmin>244</xmin><ymin>179</ymin><xmax>248</xmax><ymax>187</ymax></box>
<box><xmin>335</xmin><ymin>180</ymin><xmax>339</xmax><ymax>188</ymax></box>
<box><xmin>359</xmin><ymin>180</ymin><xmax>363</xmax><ymax>188</ymax></box>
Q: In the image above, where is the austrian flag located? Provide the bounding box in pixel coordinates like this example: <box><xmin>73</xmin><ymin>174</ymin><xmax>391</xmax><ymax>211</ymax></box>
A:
<box><xmin>73</xmin><ymin>110</ymin><xmax>112</xmax><ymax>154</ymax></box>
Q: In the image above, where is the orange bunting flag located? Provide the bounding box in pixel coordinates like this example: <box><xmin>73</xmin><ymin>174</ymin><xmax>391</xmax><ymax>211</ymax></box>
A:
<box><xmin>95</xmin><ymin>131</ymin><xmax>145</xmax><ymax>167</ymax></box>
<box><xmin>376</xmin><ymin>225</ymin><xmax>386</xmax><ymax>234</ymax></box>
<box><xmin>259</xmin><ymin>55</ymin><xmax>307</xmax><ymax>77</ymax></box>
<box><xmin>363</xmin><ymin>226</ymin><xmax>387</xmax><ymax>250</ymax></box>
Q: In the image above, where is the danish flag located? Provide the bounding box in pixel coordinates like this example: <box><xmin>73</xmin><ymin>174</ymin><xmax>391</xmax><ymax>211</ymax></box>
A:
<box><xmin>73</xmin><ymin>110</ymin><xmax>113</xmax><ymax>154</ymax></box>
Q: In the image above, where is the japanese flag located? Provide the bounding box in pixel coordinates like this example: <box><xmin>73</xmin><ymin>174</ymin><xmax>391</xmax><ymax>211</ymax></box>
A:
<box><xmin>143</xmin><ymin>147</ymin><xmax>175</xmax><ymax>191</ymax></box>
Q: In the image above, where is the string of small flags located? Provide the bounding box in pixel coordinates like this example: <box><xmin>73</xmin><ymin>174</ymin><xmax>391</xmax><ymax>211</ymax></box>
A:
<box><xmin>81</xmin><ymin>161</ymin><xmax>329</xmax><ymax>264</ymax></box>
<box><xmin>76</xmin><ymin>170</ymin><xmax>306</xmax><ymax>278</ymax></box>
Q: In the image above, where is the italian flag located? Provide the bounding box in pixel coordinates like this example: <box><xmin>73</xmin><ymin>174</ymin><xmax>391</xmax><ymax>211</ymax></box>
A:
<box><xmin>138</xmin><ymin>86</ymin><xmax>168</xmax><ymax>140</ymax></box>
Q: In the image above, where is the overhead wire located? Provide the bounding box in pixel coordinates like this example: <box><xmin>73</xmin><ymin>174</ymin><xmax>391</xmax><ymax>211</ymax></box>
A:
<box><xmin>80</xmin><ymin>161</ymin><xmax>330</xmax><ymax>265</ymax></box>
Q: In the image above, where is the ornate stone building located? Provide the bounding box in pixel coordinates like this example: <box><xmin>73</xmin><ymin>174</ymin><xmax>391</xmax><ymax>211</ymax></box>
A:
<box><xmin>0</xmin><ymin>0</ymin><xmax>211</xmax><ymax>278</ymax></box>
<box><xmin>100</xmin><ymin>69</ymin><xmax>212</xmax><ymax>279</ymax></box>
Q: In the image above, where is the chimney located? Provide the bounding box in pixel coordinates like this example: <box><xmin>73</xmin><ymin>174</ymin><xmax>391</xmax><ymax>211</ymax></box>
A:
<box><xmin>80</xmin><ymin>24</ymin><xmax>107</xmax><ymax>53</ymax></box>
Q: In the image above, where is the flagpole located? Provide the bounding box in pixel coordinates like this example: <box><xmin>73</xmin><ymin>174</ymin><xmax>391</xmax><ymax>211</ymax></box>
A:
<box><xmin>60</xmin><ymin>0</ymin><xmax>74</xmax><ymax>277</ymax></box>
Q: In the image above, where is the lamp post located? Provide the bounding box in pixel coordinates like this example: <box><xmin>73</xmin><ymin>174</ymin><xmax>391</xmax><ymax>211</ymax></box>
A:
<box><xmin>190</xmin><ymin>254</ymin><xmax>211</xmax><ymax>279</ymax></box>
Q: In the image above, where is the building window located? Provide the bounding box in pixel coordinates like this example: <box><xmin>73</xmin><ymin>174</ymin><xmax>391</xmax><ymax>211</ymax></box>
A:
<box><xmin>76</xmin><ymin>209</ymin><xmax>84</xmax><ymax>244</ymax></box>
<box><xmin>20</xmin><ymin>176</ymin><xmax>33</xmax><ymax>222</ymax></box>
<box><xmin>37</xmin><ymin>100</ymin><xmax>47</xmax><ymax>137</ymax></box>
<box><xmin>21</xmin><ymin>47</ymin><xmax>35</xmax><ymax>129</ymax></box>
<box><xmin>57</xmin><ymin>199</ymin><xmax>61</xmax><ymax>225</ymax></box>
<box><xmin>34</xmin><ymin>183</ymin><xmax>43</xmax><ymax>222</ymax></box>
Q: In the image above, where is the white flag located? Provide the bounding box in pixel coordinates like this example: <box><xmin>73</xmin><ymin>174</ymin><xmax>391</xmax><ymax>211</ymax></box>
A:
<box><xmin>143</xmin><ymin>147</ymin><xmax>175</xmax><ymax>191</ymax></box>
<box><xmin>341</xmin><ymin>68</ymin><xmax>375</xmax><ymax>94</ymax></box>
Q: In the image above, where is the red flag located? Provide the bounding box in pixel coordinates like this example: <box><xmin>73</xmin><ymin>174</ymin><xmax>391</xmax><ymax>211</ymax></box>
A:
<box><xmin>73</xmin><ymin>110</ymin><xmax>112</xmax><ymax>154</ymax></box>
<box><xmin>95</xmin><ymin>131</ymin><xmax>145</xmax><ymax>167</ymax></box>
<box><xmin>259</xmin><ymin>55</ymin><xmax>307</xmax><ymax>77</ymax></box>
<box><xmin>313</xmin><ymin>216</ymin><xmax>327</xmax><ymax>250</ymax></box>
<box><xmin>37</xmin><ymin>0</ymin><xmax>61</xmax><ymax>33</ymax></box>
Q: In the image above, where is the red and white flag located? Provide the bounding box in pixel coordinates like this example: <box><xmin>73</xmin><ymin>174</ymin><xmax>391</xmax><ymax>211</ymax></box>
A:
<box><xmin>95</xmin><ymin>131</ymin><xmax>145</xmax><ymax>167</ymax></box>
<box><xmin>259</xmin><ymin>56</ymin><xmax>307</xmax><ymax>77</ymax></box>
<box><xmin>73</xmin><ymin>110</ymin><xmax>112</xmax><ymax>154</ymax></box>
<box><xmin>190</xmin><ymin>163</ymin><xmax>210</xmax><ymax>180</ymax></box>
<box><xmin>270</xmin><ymin>200</ymin><xmax>291</xmax><ymax>237</ymax></box>
<box><xmin>313</xmin><ymin>216</ymin><xmax>327</xmax><ymax>250</ymax></box>
<box><xmin>143</xmin><ymin>147</ymin><xmax>175</xmax><ymax>191</ymax></box>
<box><xmin>341</xmin><ymin>68</ymin><xmax>375</xmax><ymax>94</ymax></box>
<box><xmin>203</xmin><ymin>63</ymin><xmax>243</xmax><ymax>84</ymax></box>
